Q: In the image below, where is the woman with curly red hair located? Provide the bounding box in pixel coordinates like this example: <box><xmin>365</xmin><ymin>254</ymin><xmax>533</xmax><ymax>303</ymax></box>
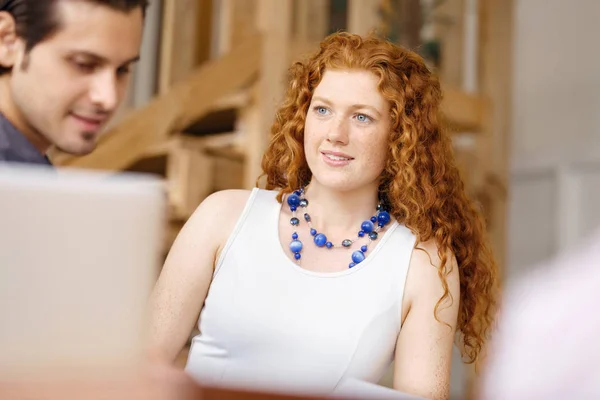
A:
<box><xmin>148</xmin><ymin>32</ymin><xmax>498</xmax><ymax>400</ymax></box>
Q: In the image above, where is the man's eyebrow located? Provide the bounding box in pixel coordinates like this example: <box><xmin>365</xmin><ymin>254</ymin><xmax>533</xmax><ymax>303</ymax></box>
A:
<box><xmin>68</xmin><ymin>51</ymin><xmax>140</xmax><ymax>66</ymax></box>
<box><xmin>124</xmin><ymin>55</ymin><xmax>141</xmax><ymax>65</ymax></box>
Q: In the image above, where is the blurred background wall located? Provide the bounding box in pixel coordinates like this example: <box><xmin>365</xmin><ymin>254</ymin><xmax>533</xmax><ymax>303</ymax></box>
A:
<box><xmin>508</xmin><ymin>0</ymin><xmax>600</xmax><ymax>279</ymax></box>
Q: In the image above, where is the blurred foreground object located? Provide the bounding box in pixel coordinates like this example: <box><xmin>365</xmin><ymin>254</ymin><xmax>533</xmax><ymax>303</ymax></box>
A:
<box><xmin>0</xmin><ymin>164</ymin><xmax>167</xmax><ymax>397</ymax></box>
<box><xmin>478</xmin><ymin>228</ymin><xmax>600</xmax><ymax>399</ymax></box>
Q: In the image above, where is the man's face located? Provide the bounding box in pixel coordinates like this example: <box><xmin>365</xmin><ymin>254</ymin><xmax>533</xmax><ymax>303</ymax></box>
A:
<box><xmin>6</xmin><ymin>1</ymin><xmax>143</xmax><ymax>155</ymax></box>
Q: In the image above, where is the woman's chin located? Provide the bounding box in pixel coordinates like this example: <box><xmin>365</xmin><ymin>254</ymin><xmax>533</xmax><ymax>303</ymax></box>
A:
<box><xmin>309</xmin><ymin>174</ymin><xmax>359</xmax><ymax>192</ymax></box>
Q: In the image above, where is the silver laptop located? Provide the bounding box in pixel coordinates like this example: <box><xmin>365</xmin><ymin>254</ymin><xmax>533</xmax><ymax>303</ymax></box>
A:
<box><xmin>0</xmin><ymin>164</ymin><xmax>166</xmax><ymax>380</ymax></box>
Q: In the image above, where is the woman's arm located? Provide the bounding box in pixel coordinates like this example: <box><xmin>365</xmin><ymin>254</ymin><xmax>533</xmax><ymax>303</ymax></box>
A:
<box><xmin>393</xmin><ymin>240</ymin><xmax>460</xmax><ymax>400</ymax></box>
<box><xmin>145</xmin><ymin>189</ymin><xmax>252</xmax><ymax>364</ymax></box>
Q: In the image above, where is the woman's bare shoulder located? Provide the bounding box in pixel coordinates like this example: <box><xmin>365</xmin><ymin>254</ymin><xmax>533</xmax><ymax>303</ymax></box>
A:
<box><xmin>200</xmin><ymin>189</ymin><xmax>254</xmax><ymax>212</ymax></box>
<box><xmin>164</xmin><ymin>189</ymin><xmax>256</xmax><ymax>270</ymax></box>
<box><xmin>185</xmin><ymin>189</ymin><xmax>255</xmax><ymax>232</ymax></box>
<box><xmin>405</xmin><ymin>239</ymin><xmax>460</xmax><ymax>308</ymax></box>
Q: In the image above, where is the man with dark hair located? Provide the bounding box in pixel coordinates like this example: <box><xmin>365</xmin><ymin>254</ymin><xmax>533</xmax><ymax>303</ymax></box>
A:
<box><xmin>0</xmin><ymin>0</ymin><xmax>148</xmax><ymax>165</ymax></box>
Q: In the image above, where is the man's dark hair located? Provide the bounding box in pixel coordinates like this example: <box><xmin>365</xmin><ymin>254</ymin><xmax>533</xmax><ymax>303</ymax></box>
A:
<box><xmin>0</xmin><ymin>0</ymin><xmax>149</xmax><ymax>75</ymax></box>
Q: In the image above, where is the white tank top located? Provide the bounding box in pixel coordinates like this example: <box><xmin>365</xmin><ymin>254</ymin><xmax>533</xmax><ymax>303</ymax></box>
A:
<box><xmin>185</xmin><ymin>188</ymin><xmax>416</xmax><ymax>395</ymax></box>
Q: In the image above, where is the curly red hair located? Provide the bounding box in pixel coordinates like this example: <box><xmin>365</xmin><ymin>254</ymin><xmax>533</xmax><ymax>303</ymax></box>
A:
<box><xmin>260</xmin><ymin>32</ymin><xmax>498</xmax><ymax>364</ymax></box>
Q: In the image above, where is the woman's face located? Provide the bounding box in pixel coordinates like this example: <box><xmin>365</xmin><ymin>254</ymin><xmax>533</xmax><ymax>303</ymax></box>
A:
<box><xmin>304</xmin><ymin>69</ymin><xmax>391</xmax><ymax>193</ymax></box>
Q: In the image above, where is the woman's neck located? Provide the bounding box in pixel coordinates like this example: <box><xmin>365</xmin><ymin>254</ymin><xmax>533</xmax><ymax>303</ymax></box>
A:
<box><xmin>301</xmin><ymin>180</ymin><xmax>380</xmax><ymax>242</ymax></box>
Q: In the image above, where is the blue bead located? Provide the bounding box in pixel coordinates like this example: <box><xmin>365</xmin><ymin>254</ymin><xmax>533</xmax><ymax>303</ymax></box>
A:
<box><xmin>299</xmin><ymin>199</ymin><xmax>309</xmax><ymax>207</ymax></box>
<box><xmin>290</xmin><ymin>240</ymin><xmax>303</xmax><ymax>253</ymax></box>
<box><xmin>369</xmin><ymin>231</ymin><xmax>378</xmax><ymax>240</ymax></box>
<box><xmin>349</xmin><ymin>263</ymin><xmax>356</xmax><ymax>268</ymax></box>
<box><xmin>361</xmin><ymin>245</ymin><xmax>368</xmax><ymax>252</ymax></box>
<box><xmin>292</xmin><ymin>232</ymin><xmax>298</xmax><ymax>240</ymax></box>
<box><xmin>287</xmin><ymin>194</ymin><xmax>301</xmax><ymax>207</ymax></box>
<box><xmin>290</xmin><ymin>217</ymin><xmax>299</xmax><ymax>226</ymax></box>
<box><xmin>304</xmin><ymin>213</ymin><xmax>311</xmax><ymax>222</ymax></box>
<box><xmin>325</xmin><ymin>242</ymin><xmax>333</xmax><ymax>249</ymax></box>
<box><xmin>377</xmin><ymin>211</ymin><xmax>391</xmax><ymax>225</ymax></box>
<box><xmin>290</xmin><ymin>205</ymin><xmax>297</xmax><ymax>212</ymax></box>
<box><xmin>314</xmin><ymin>233</ymin><xmax>327</xmax><ymax>247</ymax></box>
<box><xmin>310</xmin><ymin>228</ymin><xmax>317</xmax><ymax>236</ymax></box>
<box><xmin>361</xmin><ymin>220</ymin><xmax>375</xmax><ymax>233</ymax></box>
<box><xmin>358</xmin><ymin>230</ymin><xmax>365</xmax><ymax>237</ymax></box>
<box><xmin>370</xmin><ymin>216</ymin><xmax>377</xmax><ymax>223</ymax></box>
<box><xmin>294</xmin><ymin>253</ymin><xmax>301</xmax><ymax>260</ymax></box>
<box><xmin>352</xmin><ymin>250</ymin><xmax>366</xmax><ymax>264</ymax></box>
<box><xmin>294</xmin><ymin>190</ymin><xmax>302</xmax><ymax>196</ymax></box>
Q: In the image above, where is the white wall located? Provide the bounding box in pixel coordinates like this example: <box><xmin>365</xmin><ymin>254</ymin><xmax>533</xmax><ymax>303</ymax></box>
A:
<box><xmin>508</xmin><ymin>0</ymin><xmax>600</xmax><ymax>278</ymax></box>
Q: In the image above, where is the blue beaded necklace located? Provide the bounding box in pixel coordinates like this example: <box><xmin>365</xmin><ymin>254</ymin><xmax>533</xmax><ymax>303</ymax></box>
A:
<box><xmin>286</xmin><ymin>188</ymin><xmax>392</xmax><ymax>269</ymax></box>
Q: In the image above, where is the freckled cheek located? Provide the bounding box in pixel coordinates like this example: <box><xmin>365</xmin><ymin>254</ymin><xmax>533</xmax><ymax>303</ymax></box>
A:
<box><xmin>303</xmin><ymin>133</ymin><xmax>319</xmax><ymax>160</ymax></box>
<box><xmin>304</xmin><ymin>121</ymin><xmax>328</xmax><ymax>148</ymax></box>
<box><xmin>358</xmin><ymin>141</ymin><xmax>388</xmax><ymax>171</ymax></box>
<box><xmin>361</xmin><ymin>144</ymin><xmax>382</xmax><ymax>162</ymax></box>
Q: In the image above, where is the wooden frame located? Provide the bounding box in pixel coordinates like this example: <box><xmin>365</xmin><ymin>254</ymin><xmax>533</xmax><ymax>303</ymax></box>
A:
<box><xmin>347</xmin><ymin>0</ymin><xmax>381</xmax><ymax>35</ymax></box>
<box><xmin>293</xmin><ymin>0</ymin><xmax>329</xmax><ymax>42</ymax></box>
<box><xmin>477</xmin><ymin>0</ymin><xmax>512</xmax><ymax>277</ymax></box>
<box><xmin>159</xmin><ymin>0</ymin><xmax>201</xmax><ymax>94</ymax></box>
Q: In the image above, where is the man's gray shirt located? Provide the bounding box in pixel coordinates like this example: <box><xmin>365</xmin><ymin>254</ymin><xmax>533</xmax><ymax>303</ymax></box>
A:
<box><xmin>0</xmin><ymin>112</ymin><xmax>52</xmax><ymax>166</ymax></box>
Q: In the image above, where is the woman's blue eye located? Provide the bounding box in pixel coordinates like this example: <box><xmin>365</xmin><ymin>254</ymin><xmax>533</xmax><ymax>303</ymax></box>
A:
<box><xmin>356</xmin><ymin>114</ymin><xmax>371</xmax><ymax>123</ymax></box>
<box><xmin>317</xmin><ymin>107</ymin><xmax>327</xmax><ymax>114</ymax></box>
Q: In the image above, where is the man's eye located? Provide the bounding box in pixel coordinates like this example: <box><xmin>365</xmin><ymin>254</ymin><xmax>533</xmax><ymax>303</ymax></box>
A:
<box><xmin>74</xmin><ymin>62</ymin><xmax>95</xmax><ymax>73</ymax></box>
<box><xmin>117</xmin><ymin>66</ymin><xmax>131</xmax><ymax>76</ymax></box>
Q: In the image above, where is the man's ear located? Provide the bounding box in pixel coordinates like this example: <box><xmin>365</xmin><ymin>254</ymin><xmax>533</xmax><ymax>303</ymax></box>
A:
<box><xmin>0</xmin><ymin>11</ymin><xmax>21</xmax><ymax>69</ymax></box>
